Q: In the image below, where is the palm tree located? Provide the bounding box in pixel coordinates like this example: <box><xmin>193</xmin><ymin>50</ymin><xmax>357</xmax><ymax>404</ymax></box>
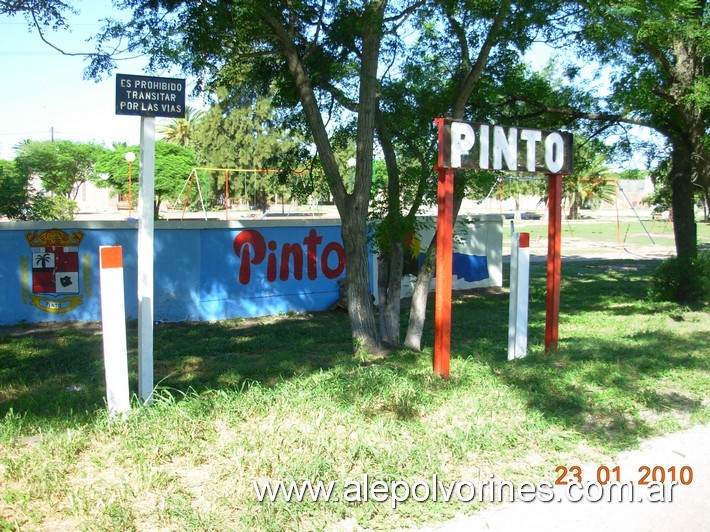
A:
<box><xmin>564</xmin><ymin>142</ymin><xmax>616</xmax><ymax>220</ymax></box>
<box><xmin>13</xmin><ymin>139</ymin><xmax>32</xmax><ymax>155</ymax></box>
<box><xmin>35</xmin><ymin>253</ymin><xmax>51</xmax><ymax>268</ymax></box>
<box><xmin>158</xmin><ymin>106</ymin><xmax>205</xmax><ymax>147</ymax></box>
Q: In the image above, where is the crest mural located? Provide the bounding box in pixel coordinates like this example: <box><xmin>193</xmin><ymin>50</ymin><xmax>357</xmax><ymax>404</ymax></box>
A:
<box><xmin>20</xmin><ymin>229</ymin><xmax>92</xmax><ymax>313</ymax></box>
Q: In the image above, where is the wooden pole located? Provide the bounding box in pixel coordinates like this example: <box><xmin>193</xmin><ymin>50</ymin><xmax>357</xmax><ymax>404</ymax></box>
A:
<box><xmin>433</xmin><ymin>118</ymin><xmax>453</xmax><ymax>378</ymax></box>
<box><xmin>545</xmin><ymin>173</ymin><xmax>562</xmax><ymax>352</ymax></box>
<box><xmin>225</xmin><ymin>170</ymin><xmax>230</xmax><ymax>221</ymax></box>
<box><xmin>434</xmin><ymin>167</ymin><xmax>454</xmax><ymax>378</ymax></box>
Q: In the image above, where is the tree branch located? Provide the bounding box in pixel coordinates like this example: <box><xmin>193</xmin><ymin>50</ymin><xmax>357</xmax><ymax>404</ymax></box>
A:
<box><xmin>505</xmin><ymin>94</ymin><xmax>653</xmax><ymax>128</ymax></box>
<box><xmin>451</xmin><ymin>0</ymin><xmax>512</xmax><ymax>117</ymax></box>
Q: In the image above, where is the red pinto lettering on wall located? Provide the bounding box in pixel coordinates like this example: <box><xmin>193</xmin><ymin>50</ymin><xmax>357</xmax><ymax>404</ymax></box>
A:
<box><xmin>233</xmin><ymin>229</ymin><xmax>345</xmax><ymax>285</ymax></box>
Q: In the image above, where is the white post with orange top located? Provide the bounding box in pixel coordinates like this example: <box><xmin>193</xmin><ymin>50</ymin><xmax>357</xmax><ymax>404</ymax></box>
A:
<box><xmin>508</xmin><ymin>232</ymin><xmax>530</xmax><ymax>360</ymax></box>
<box><xmin>99</xmin><ymin>245</ymin><xmax>130</xmax><ymax>414</ymax></box>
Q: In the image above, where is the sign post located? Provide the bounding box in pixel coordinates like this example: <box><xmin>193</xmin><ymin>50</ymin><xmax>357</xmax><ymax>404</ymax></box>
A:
<box><xmin>434</xmin><ymin>118</ymin><xmax>454</xmax><ymax>378</ymax></box>
<box><xmin>436</xmin><ymin>118</ymin><xmax>572</xmax><ymax>374</ymax></box>
<box><xmin>545</xmin><ymin>173</ymin><xmax>563</xmax><ymax>352</ymax></box>
<box><xmin>116</xmin><ymin>73</ymin><xmax>185</xmax><ymax>403</ymax></box>
<box><xmin>137</xmin><ymin>116</ymin><xmax>155</xmax><ymax>402</ymax></box>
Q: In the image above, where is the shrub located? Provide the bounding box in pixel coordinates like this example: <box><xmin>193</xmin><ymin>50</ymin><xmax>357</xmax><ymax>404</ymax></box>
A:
<box><xmin>650</xmin><ymin>250</ymin><xmax>710</xmax><ymax>303</ymax></box>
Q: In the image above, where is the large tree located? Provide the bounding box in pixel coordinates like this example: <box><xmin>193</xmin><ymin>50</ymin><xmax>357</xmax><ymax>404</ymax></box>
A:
<box><xmin>89</xmin><ymin>0</ymin><xmax>427</xmax><ymax>354</ymax></box>
<box><xmin>546</xmin><ymin>0</ymin><xmax>709</xmax><ymax>300</ymax></box>
<box><xmin>372</xmin><ymin>0</ymin><xmax>570</xmax><ymax>350</ymax></box>
<box><xmin>0</xmin><ymin>157</ymin><xmax>78</xmax><ymax>220</ymax></box>
<box><xmin>190</xmin><ymin>89</ymin><xmax>318</xmax><ymax>210</ymax></box>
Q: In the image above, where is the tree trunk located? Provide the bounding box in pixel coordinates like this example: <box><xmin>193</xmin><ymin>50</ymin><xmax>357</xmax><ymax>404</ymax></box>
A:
<box><xmin>404</xmin><ymin>191</ymin><xmax>465</xmax><ymax>351</ymax></box>
<box><xmin>670</xmin><ymin>144</ymin><xmax>698</xmax><ymax>301</ymax></box>
<box><xmin>374</xmin><ymin>108</ymin><xmax>404</xmax><ymax>347</ymax></box>
<box><xmin>259</xmin><ymin>2</ymin><xmax>386</xmax><ymax>354</ymax></box>
<box><xmin>403</xmin><ymin>238</ymin><xmax>435</xmax><ymax>351</ymax></box>
<box><xmin>342</xmin><ymin>212</ymin><xmax>382</xmax><ymax>354</ymax></box>
<box><xmin>403</xmin><ymin>1</ymin><xmax>511</xmax><ymax>352</ymax></box>
<box><xmin>377</xmin><ymin>240</ymin><xmax>403</xmax><ymax>346</ymax></box>
<box><xmin>344</xmin><ymin>1</ymin><xmax>386</xmax><ymax>354</ymax></box>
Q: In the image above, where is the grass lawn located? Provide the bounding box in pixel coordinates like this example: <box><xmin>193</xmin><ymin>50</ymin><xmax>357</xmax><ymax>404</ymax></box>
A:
<box><xmin>1</xmin><ymin>260</ymin><xmax>708</xmax><ymax>530</ymax></box>
<box><xmin>503</xmin><ymin>218</ymin><xmax>710</xmax><ymax>250</ymax></box>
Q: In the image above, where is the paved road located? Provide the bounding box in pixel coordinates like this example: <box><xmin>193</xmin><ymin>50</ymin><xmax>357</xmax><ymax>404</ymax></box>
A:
<box><xmin>421</xmin><ymin>424</ymin><xmax>710</xmax><ymax>532</ymax></box>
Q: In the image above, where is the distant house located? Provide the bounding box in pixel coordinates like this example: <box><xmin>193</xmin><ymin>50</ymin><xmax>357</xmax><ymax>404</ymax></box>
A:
<box><xmin>74</xmin><ymin>180</ymin><xmax>121</xmax><ymax>215</ymax></box>
<box><xmin>610</xmin><ymin>178</ymin><xmax>655</xmax><ymax>208</ymax></box>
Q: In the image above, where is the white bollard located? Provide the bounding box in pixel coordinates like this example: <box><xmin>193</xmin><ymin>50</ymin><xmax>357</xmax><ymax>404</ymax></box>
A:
<box><xmin>99</xmin><ymin>246</ymin><xmax>131</xmax><ymax>414</ymax></box>
<box><xmin>508</xmin><ymin>232</ymin><xmax>530</xmax><ymax>360</ymax></box>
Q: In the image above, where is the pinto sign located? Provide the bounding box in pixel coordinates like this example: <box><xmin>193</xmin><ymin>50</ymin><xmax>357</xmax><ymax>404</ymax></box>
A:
<box><xmin>233</xmin><ymin>228</ymin><xmax>346</xmax><ymax>284</ymax></box>
<box><xmin>441</xmin><ymin>119</ymin><xmax>573</xmax><ymax>174</ymax></box>
<box><xmin>433</xmin><ymin>117</ymin><xmax>573</xmax><ymax>379</ymax></box>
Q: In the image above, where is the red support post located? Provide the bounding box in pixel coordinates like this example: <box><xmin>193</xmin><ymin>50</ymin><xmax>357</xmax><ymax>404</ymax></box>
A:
<box><xmin>545</xmin><ymin>173</ymin><xmax>563</xmax><ymax>352</ymax></box>
<box><xmin>434</xmin><ymin>166</ymin><xmax>454</xmax><ymax>378</ymax></box>
<box><xmin>433</xmin><ymin>117</ymin><xmax>453</xmax><ymax>378</ymax></box>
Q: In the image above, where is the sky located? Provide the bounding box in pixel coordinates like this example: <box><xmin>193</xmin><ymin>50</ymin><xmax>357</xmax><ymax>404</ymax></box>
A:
<box><xmin>0</xmin><ymin>3</ymin><xmax>657</xmax><ymax>169</ymax></box>
<box><xmin>0</xmin><ymin>1</ymin><xmax>201</xmax><ymax>161</ymax></box>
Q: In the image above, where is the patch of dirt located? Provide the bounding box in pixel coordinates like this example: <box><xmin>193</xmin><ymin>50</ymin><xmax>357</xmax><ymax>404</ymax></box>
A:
<box><xmin>0</xmin><ymin>320</ymin><xmax>103</xmax><ymax>340</ymax></box>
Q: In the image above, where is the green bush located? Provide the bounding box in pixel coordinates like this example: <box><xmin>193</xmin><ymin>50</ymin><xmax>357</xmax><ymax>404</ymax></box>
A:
<box><xmin>650</xmin><ymin>250</ymin><xmax>710</xmax><ymax>303</ymax></box>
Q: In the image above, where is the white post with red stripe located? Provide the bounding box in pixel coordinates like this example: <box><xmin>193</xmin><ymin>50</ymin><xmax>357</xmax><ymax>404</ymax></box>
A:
<box><xmin>508</xmin><ymin>232</ymin><xmax>530</xmax><ymax>360</ymax></box>
<box><xmin>99</xmin><ymin>246</ymin><xmax>130</xmax><ymax>414</ymax></box>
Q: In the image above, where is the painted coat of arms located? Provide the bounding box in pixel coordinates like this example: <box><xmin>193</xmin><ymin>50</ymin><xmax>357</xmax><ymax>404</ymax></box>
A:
<box><xmin>20</xmin><ymin>229</ymin><xmax>92</xmax><ymax>313</ymax></box>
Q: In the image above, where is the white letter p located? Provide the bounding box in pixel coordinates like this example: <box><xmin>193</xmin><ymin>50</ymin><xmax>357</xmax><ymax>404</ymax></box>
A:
<box><xmin>450</xmin><ymin>121</ymin><xmax>475</xmax><ymax>168</ymax></box>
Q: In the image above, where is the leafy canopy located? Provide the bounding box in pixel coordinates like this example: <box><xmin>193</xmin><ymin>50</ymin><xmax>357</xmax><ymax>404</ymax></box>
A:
<box><xmin>14</xmin><ymin>140</ymin><xmax>107</xmax><ymax>199</ymax></box>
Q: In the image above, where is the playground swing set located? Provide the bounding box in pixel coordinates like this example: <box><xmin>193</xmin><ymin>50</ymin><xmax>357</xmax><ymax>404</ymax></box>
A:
<box><xmin>485</xmin><ymin>174</ymin><xmax>660</xmax><ymax>249</ymax></box>
<box><xmin>169</xmin><ymin>167</ymin><xmax>310</xmax><ymax>221</ymax></box>
<box><xmin>170</xmin><ymin>167</ymin><xmax>277</xmax><ymax>221</ymax></box>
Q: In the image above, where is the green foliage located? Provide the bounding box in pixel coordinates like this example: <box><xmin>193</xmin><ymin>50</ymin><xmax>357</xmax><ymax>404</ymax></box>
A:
<box><xmin>644</xmin><ymin>157</ymin><xmax>673</xmax><ymax>213</ymax></box>
<box><xmin>13</xmin><ymin>140</ymin><xmax>107</xmax><ymax>199</ymax></box>
<box><xmin>158</xmin><ymin>106</ymin><xmax>205</xmax><ymax>147</ymax></box>
<box><xmin>154</xmin><ymin>142</ymin><xmax>197</xmax><ymax>205</ymax></box>
<box><xmin>94</xmin><ymin>146</ymin><xmax>138</xmax><ymax>200</ymax></box>
<box><xmin>26</xmin><ymin>195</ymin><xmax>77</xmax><ymax>221</ymax></box>
<box><xmin>0</xmin><ymin>160</ymin><xmax>29</xmax><ymax>219</ymax></box>
<box><xmin>619</xmin><ymin>169</ymin><xmax>648</xmax><ymax>180</ymax></box>
<box><xmin>0</xmin><ymin>0</ymin><xmax>74</xmax><ymax>28</ymax></box>
<box><xmin>96</xmin><ymin>142</ymin><xmax>196</xmax><ymax>216</ymax></box>
<box><xmin>650</xmin><ymin>250</ymin><xmax>710</xmax><ymax>303</ymax></box>
<box><xmin>563</xmin><ymin>139</ymin><xmax>616</xmax><ymax>219</ymax></box>
<box><xmin>574</xmin><ymin>0</ymin><xmax>709</xmax><ymax>263</ymax></box>
<box><xmin>0</xmin><ymin>159</ymin><xmax>76</xmax><ymax>221</ymax></box>
<box><xmin>191</xmin><ymin>89</ymin><xmax>317</xmax><ymax>208</ymax></box>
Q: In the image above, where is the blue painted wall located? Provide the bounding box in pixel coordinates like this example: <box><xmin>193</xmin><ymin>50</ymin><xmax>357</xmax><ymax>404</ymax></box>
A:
<box><xmin>0</xmin><ymin>216</ymin><xmax>502</xmax><ymax>326</ymax></box>
<box><xmin>0</xmin><ymin>220</ymin><xmax>346</xmax><ymax>326</ymax></box>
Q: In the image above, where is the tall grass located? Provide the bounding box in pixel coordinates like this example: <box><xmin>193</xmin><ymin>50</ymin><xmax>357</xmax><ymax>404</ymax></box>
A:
<box><xmin>1</xmin><ymin>260</ymin><xmax>708</xmax><ymax>530</ymax></box>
